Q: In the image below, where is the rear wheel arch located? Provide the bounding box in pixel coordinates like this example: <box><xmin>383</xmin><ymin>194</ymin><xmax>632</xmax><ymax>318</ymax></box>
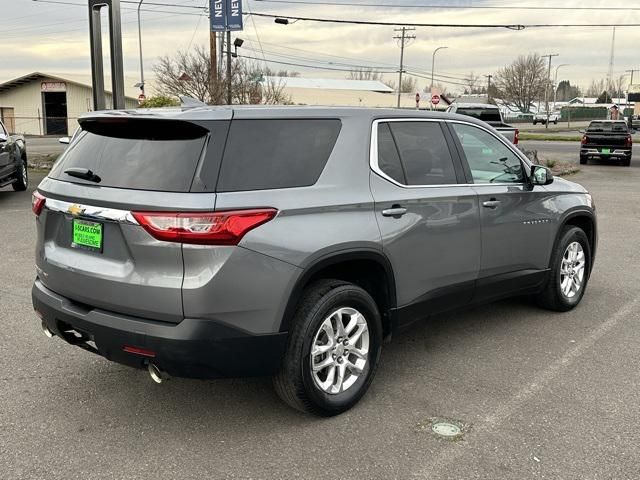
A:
<box><xmin>280</xmin><ymin>250</ymin><xmax>397</xmax><ymax>338</ymax></box>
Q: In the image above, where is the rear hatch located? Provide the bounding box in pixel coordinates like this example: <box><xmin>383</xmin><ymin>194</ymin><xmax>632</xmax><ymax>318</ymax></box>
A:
<box><xmin>585</xmin><ymin>122</ymin><xmax>630</xmax><ymax>148</ymax></box>
<box><xmin>35</xmin><ymin>115</ymin><xmax>226</xmax><ymax>323</ymax></box>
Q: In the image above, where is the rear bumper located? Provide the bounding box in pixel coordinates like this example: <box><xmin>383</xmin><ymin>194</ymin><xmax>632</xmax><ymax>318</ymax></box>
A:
<box><xmin>580</xmin><ymin>147</ymin><xmax>632</xmax><ymax>157</ymax></box>
<box><xmin>32</xmin><ymin>279</ymin><xmax>288</xmax><ymax>379</ymax></box>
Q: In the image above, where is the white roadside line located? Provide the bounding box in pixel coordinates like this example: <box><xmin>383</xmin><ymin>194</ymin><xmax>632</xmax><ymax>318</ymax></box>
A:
<box><xmin>411</xmin><ymin>296</ymin><xmax>640</xmax><ymax>479</ymax></box>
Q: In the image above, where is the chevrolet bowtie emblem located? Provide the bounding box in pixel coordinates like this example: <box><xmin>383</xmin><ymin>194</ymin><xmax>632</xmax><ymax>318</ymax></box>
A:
<box><xmin>67</xmin><ymin>204</ymin><xmax>84</xmax><ymax>217</ymax></box>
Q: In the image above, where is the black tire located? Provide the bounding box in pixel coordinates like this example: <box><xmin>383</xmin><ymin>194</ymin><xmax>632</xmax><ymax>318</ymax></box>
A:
<box><xmin>533</xmin><ymin>121</ymin><xmax>538</xmax><ymax>125</ymax></box>
<box><xmin>274</xmin><ymin>279</ymin><xmax>382</xmax><ymax>416</ymax></box>
<box><xmin>554</xmin><ymin>120</ymin><xmax>558</xmax><ymax>125</ymax></box>
<box><xmin>537</xmin><ymin>226</ymin><xmax>591</xmax><ymax>312</ymax></box>
<box><xmin>12</xmin><ymin>157</ymin><xmax>28</xmax><ymax>191</ymax></box>
<box><xmin>579</xmin><ymin>155</ymin><xmax>588</xmax><ymax>165</ymax></box>
<box><xmin>622</xmin><ymin>157</ymin><xmax>631</xmax><ymax>167</ymax></box>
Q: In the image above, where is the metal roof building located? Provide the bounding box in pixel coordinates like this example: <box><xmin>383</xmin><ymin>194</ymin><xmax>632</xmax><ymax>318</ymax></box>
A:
<box><xmin>261</xmin><ymin>76</ymin><xmax>429</xmax><ymax>108</ymax></box>
<box><xmin>0</xmin><ymin>72</ymin><xmax>139</xmax><ymax>136</ymax></box>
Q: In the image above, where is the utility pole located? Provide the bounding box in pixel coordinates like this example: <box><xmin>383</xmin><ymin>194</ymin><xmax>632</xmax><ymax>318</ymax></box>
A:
<box><xmin>393</xmin><ymin>27</ymin><xmax>415</xmax><ymax>109</ymax></box>
<box><xmin>485</xmin><ymin>74</ymin><xmax>493</xmax><ymax>103</ymax></box>
<box><xmin>541</xmin><ymin>53</ymin><xmax>558</xmax><ymax>130</ymax></box>
<box><xmin>625</xmin><ymin>69</ymin><xmax>638</xmax><ymax>130</ymax></box>
<box><xmin>137</xmin><ymin>0</ymin><xmax>145</xmax><ymax>96</ymax></box>
<box><xmin>226</xmin><ymin>30</ymin><xmax>232</xmax><ymax>105</ymax></box>
<box><xmin>210</xmin><ymin>28</ymin><xmax>217</xmax><ymax>101</ymax></box>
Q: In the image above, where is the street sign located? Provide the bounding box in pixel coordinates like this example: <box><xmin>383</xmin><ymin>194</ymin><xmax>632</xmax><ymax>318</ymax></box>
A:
<box><xmin>226</xmin><ymin>0</ymin><xmax>243</xmax><ymax>31</ymax></box>
<box><xmin>210</xmin><ymin>0</ymin><xmax>243</xmax><ymax>32</ymax></box>
<box><xmin>431</xmin><ymin>94</ymin><xmax>440</xmax><ymax>105</ymax></box>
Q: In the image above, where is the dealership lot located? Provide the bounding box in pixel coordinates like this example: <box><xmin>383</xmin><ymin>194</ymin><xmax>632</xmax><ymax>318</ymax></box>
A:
<box><xmin>1</xmin><ymin>160</ymin><xmax>639</xmax><ymax>479</ymax></box>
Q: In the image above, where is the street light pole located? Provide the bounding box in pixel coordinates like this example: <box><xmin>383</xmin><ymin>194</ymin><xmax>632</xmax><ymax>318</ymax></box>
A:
<box><xmin>137</xmin><ymin>0</ymin><xmax>145</xmax><ymax>95</ymax></box>
<box><xmin>541</xmin><ymin>53</ymin><xmax>558</xmax><ymax>130</ymax></box>
<box><xmin>431</xmin><ymin>46</ymin><xmax>448</xmax><ymax>110</ymax></box>
<box><xmin>553</xmin><ymin>63</ymin><xmax>569</xmax><ymax>110</ymax></box>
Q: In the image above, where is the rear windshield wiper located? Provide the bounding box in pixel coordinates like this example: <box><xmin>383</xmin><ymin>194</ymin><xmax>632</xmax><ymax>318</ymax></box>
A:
<box><xmin>64</xmin><ymin>167</ymin><xmax>102</xmax><ymax>183</ymax></box>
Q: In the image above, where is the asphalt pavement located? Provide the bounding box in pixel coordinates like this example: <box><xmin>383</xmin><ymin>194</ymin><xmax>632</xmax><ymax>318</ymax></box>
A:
<box><xmin>1</xmin><ymin>161</ymin><xmax>639</xmax><ymax>479</ymax></box>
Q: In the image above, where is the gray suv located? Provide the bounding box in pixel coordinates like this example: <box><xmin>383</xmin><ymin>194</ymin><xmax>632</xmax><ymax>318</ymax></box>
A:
<box><xmin>32</xmin><ymin>107</ymin><xmax>596</xmax><ymax>416</ymax></box>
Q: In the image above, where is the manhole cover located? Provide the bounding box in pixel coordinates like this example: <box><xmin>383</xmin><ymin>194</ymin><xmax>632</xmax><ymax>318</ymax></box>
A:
<box><xmin>431</xmin><ymin>422</ymin><xmax>462</xmax><ymax>438</ymax></box>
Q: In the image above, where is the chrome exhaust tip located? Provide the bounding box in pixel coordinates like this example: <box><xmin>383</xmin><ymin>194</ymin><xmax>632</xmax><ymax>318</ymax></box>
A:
<box><xmin>148</xmin><ymin>363</ymin><xmax>168</xmax><ymax>384</ymax></box>
<box><xmin>41</xmin><ymin>320</ymin><xmax>55</xmax><ymax>338</ymax></box>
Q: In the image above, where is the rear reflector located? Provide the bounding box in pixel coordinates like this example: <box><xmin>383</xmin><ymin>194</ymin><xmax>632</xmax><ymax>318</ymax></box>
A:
<box><xmin>122</xmin><ymin>345</ymin><xmax>156</xmax><ymax>358</ymax></box>
<box><xmin>131</xmin><ymin>209</ymin><xmax>278</xmax><ymax>245</ymax></box>
<box><xmin>32</xmin><ymin>192</ymin><xmax>46</xmax><ymax>216</ymax></box>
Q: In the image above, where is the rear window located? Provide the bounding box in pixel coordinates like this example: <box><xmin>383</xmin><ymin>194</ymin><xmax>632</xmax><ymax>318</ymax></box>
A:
<box><xmin>455</xmin><ymin>107</ymin><xmax>502</xmax><ymax>123</ymax></box>
<box><xmin>587</xmin><ymin>121</ymin><xmax>628</xmax><ymax>133</ymax></box>
<box><xmin>49</xmin><ymin>119</ymin><xmax>208</xmax><ymax>192</ymax></box>
<box><xmin>216</xmin><ymin>119</ymin><xmax>341</xmax><ymax>192</ymax></box>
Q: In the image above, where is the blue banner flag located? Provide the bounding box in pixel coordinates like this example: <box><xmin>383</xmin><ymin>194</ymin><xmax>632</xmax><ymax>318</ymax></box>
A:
<box><xmin>210</xmin><ymin>0</ymin><xmax>226</xmax><ymax>32</ymax></box>
<box><xmin>225</xmin><ymin>0</ymin><xmax>243</xmax><ymax>31</ymax></box>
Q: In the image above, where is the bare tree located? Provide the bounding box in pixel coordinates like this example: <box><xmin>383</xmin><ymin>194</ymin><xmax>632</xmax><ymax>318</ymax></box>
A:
<box><xmin>612</xmin><ymin>74</ymin><xmax>628</xmax><ymax>99</ymax></box>
<box><xmin>348</xmin><ymin>68</ymin><xmax>383</xmax><ymax>82</ymax></box>
<box><xmin>585</xmin><ymin>79</ymin><xmax>606</xmax><ymax>97</ymax></box>
<box><xmin>463</xmin><ymin>72</ymin><xmax>483</xmax><ymax>94</ymax></box>
<box><xmin>154</xmin><ymin>45</ymin><xmax>223</xmax><ymax>104</ymax></box>
<box><xmin>494</xmin><ymin>54</ymin><xmax>546</xmax><ymax>113</ymax></box>
<box><xmin>153</xmin><ymin>46</ymin><xmax>291</xmax><ymax>105</ymax></box>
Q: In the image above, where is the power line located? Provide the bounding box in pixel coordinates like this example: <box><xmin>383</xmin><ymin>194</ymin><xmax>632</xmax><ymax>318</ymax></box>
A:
<box><xmin>249</xmin><ymin>11</ymin><xmax>640</xmax><ymax>28</ymax></box>
<box><xmin>253</xmin><ymin>0</ymin><xmax>640</xmax><ymax>11</ymax></box>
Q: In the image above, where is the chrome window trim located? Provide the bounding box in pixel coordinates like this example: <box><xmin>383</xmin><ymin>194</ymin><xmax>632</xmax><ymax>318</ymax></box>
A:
<box><xmin>44</xmin><ymin>197</ymin><xmax>140</xmax><ymax>225</ymax></box>
<box><xmin>369</xmin><ymin>117</ymin><xmax>528</xmax><ymax>189</ymax></box>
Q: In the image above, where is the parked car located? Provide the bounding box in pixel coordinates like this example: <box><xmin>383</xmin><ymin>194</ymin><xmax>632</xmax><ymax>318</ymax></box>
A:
<box><xmin>631</xmin><ymin>115</ymin><xmax>640</xmax><ymax>131</ymax></box>
<box><xmin>32</xmin><ymin>107</ymin><xmax>597</xmax><ymax>416</ymax></box>
<box><xmin>580</xmin><ymin>120</ymin><xmax>633</xmax><ymax>166</ymax></box>
<box><xmin>446</xmin><ymin>103</ymin><xmax>519</xmax><ymax>144</ymax></box>
<box><xmin>533</xmin><ymin>111</ymin><xmax>561</xmax><ymax>125</ymax></box>
<box><xmin>0</xmin><ymin>120</ymin><xmax>28</xmax><ymax>191</ymax></box>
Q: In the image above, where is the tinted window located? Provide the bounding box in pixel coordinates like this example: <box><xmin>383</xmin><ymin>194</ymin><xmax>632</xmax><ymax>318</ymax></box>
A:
<box><xmin>455</xmin><ymin>107</ymin><xmax>502</xmax><ymax>123</ymax></box>
<box><xmin>377</xmin><ymin>123</ymin><xmax>406</xmax><ymax>184</ymax></box>
<box><xmin>452</xmin><ymin>123</ymin><xmax>524</xmax><ymax>184</ymax></box>
<box><xmin>387</xmin><ymin>122</ymin><xmax>457</xmax><ymax>185</ymax></box>
<box><xmin>217</xmin><ymin>119</ymin><xmax>341</xmax><ymax>192</ymax></box>
<box><xmin>587</xmin><ymin>121</ymin><xmax>628</xmax><ymax>133</ymax></box>
<box><xmin>49</xmin><ymin>119</ymin><xmax>208</xmax><ymax>192</ymax></box>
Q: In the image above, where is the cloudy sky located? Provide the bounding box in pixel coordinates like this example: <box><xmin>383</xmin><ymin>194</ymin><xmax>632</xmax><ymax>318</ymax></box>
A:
<box><xmin>2</xmin><ymin>0</ymin><xmax>639</xmax><ymax>94</ymax></box>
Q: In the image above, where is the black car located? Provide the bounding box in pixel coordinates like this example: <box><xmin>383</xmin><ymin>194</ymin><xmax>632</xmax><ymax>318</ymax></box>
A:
<box><xmin>0</xmin><ymin>120</ymin><xmax>28</xmax><ymax>191</ymax></box>
<box><xmin>580</xmin><ymin>120</ymin><xmax>633</xmax><ymax>166</ymax></box>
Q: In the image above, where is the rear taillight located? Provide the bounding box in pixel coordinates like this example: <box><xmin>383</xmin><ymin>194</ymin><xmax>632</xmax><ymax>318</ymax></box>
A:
<box><xmin>131</xmin><ymin>209</ymin><xmax>277</xmax><ymax>245</ymax></box>
<box><xmin>625</xmin><ymin>135</ymin><xmax>633</xmax><ymax>147</ymax></box>
<box><xmin>514</xmin><ymin>128</ymin><xmax>519</xmax><ymax>145</ymax></box>
<box><xmin>32</xmin><ymin>192</ymin><xmax>46</xmax><ymax>216</ymax></box>
<box><xmin>581</xmin><ymin>135</ymin><xmax>588</xmax><ymax>145</ymax></box>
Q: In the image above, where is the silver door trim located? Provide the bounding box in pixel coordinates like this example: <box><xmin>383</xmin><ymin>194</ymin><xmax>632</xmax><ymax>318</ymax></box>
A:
<box><xmin>369</xmin><ymin>117</ymin><xmax>529</xmax><ymax>189</ymax></box>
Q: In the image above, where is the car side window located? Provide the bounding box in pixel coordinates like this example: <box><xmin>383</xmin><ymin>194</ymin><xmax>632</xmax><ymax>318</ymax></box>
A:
<box><xmin>377</xmin><ymin>123</ymin><xmax>406</xmax><ymax>184</ymax></box>
<box><xmin>451</xmin><ymin>123</ymin><xmax>524</xmax><ymax>184</ymax></box>
<box><xmin>0</xmin><ymin>122</ymin><xmax>7</xmax><ymax>137</ymax></box>
<box><xmin>377</xmin><ymin>121</ymin><xmax>458</xmax><ymax>186</ymax></box>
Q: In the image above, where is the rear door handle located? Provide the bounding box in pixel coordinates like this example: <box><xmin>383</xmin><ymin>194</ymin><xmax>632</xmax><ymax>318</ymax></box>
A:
<box><xmin>382</xmin><ymin>206</ymin><xmax>408</xmax><ymax>217</ymax></box>
<box><xmin>482</xmin><ymin>199</ymin><xmax>501</xmax><ymax>209</ymax></box>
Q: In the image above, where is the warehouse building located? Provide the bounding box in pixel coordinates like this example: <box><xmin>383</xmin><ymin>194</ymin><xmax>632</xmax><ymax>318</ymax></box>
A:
<box><xmin>260</xmin><ymin>76</ymin><xmax>448</xmax><ymax>109</ymax></box>
<box><xmin>0</xmin><ymin>72</ymin><xmax>139</xmax><ymax>135</ymax></box>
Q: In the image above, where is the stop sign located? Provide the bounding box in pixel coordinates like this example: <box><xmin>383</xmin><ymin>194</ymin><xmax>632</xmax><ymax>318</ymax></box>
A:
<box><xmin>431</xmin><ymin>94</ymin><xmax>440</xmax><ymax>105</ymax></box>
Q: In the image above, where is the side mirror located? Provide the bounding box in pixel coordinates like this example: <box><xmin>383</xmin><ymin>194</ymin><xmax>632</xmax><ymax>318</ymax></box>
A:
<box><xmin>59</xmin><ymin>137</ymin><xmax>70</xmax><ymax>145</ymax></box>
<box><xmin>531</xmin><ymin>165</ymin><xmax>554</xmax><ymax>186</ymax></box>
<box><xmin>0</xmin><ymin>134</ymin><xmax>7</xmax><ymax>143</ymax></box>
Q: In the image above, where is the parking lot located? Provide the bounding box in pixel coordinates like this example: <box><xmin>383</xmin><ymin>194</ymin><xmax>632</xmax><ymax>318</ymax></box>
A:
<box><xmin>1</xmin><ymin>157</ymin><xmax>639</xmax><ymax>479</ymax></box>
